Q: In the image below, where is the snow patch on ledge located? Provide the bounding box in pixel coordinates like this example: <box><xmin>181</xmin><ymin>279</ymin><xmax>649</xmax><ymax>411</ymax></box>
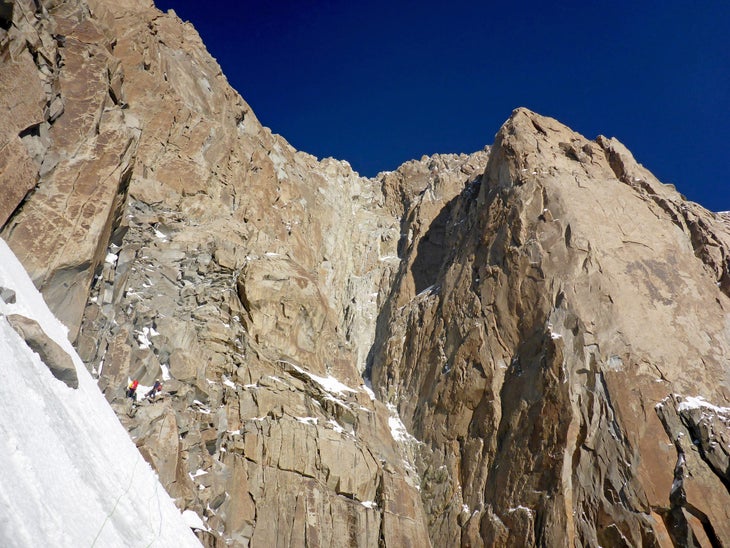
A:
<box><xmin>160</xmin><ymin>362</ymin><xmax>171</xmax><ymax>381</ymax></box>
<box><xmin>134</xmin><ymin>325</ymin><xmax>158</xmax><ymax>350</ymax></box>
<box><xmin>287</xmin><ymin>362</ymin><xmax>357</xmax><ymax>395</ymax></box>
<box><xmin>508</xmin><ymin>505</ymin><xmax>534</xmax><ymax>517</ymax></box>
<box><xmin>677</xmin><ymin>396</ymin><xmax>730</xmax><ymax>416</ymax></box>
<box><xmin>222</xmin><ymin>375</ymin><xmax>236</xmax><ymax>389</ymax></box>
<box><xmin>386</xmin><ymin>403</ymin><xmax>418</xmax><ymax>444</ymax></box>
<box><xmin>361</xmin><ymin>378</ymin><xmax>376</xmax><ymax>401</ymax></box>
<box><xmin>182</xmin><ymin>509</ymin><xmax>207</xmax><ymax>531</ymax></box>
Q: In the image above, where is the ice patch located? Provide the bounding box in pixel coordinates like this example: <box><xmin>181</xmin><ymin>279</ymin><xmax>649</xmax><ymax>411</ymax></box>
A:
<box><xmin>361</xmin><ymin>501</ymin><xmax>378</xmax><ymax>509</ymax></box>
<box><xmin>416</xmin><ymin>284</ymin><xmax>440</xmax><ymax>298</ymax></box>
<box><xmin>105</xmin><ymin>252</ymin><xmax>118</xmax><ymax>265</ymax></box>
<box><xmin>607</xmin><ymin>355</ymin><xmax>623</xmax><ymax>370</ymax></box>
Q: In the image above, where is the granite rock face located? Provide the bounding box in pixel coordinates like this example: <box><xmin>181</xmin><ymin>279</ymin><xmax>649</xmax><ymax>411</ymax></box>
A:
<box><xmin>6</xmin><ymin>313</ymin><xmax>79</xmax><ymax>388</ymax></box>
<box><xmin>370</xmin><ymin>108</ymin><xmax>730</xmax><ymax>546</ymax></box>
<box><xmin>1</xmin><ymin>0</ymin><xmax>138</xmax><ymax>339</ymax></box>
<box><xmin>655</xmin><ymin>395</ymin><xmax>730</xmax><ymax>546</ymax></box>
<box><xmin>2</xmin><ymin>0</ymin><xmax>431</xmax><ymax>545</ymax></box>
<box><xmin>2</xmin><ymin>1</ymin><xmax>730</xmax><ymax>547</ymax></box>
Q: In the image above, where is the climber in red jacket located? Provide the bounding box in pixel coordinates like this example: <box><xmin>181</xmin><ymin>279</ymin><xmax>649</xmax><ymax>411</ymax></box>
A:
<box><xmin>127</xmin><ymin>379</ymin><xmax>139</xmax><ymax>399</ymax></box>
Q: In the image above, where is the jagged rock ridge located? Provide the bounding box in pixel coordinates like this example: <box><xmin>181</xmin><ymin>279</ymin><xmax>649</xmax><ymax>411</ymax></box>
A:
<box><xmin>2</xmin><ymin>0</ymin><xmax>730</xmax><ymax>546</ymax></box>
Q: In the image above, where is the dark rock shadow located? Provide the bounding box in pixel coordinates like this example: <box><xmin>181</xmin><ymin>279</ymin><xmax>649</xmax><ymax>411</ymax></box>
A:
<box><xmin>411</xmin><ymin>201</ymin><xmax>454</xmax><ymax>294</ymax></box>
<box><xmin>365</xmin><ymin>178</ymin><xmax>481</xmax><ymax>382</ymax></box>
<box><xmin>411</xmin><ymin>195</ymin><xmax>460</xmax><ymax>293</ymax></box>
<box><xmin>411</xmin><ymin>178</ymin><xmax>480</xmax><ymax>293</ymax></box>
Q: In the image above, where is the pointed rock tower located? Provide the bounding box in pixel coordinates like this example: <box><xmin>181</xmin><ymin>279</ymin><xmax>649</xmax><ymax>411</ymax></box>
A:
<box><xmin>371</xmin><ymin>107</ymin><xmax>730</xmax><ymax>546</ymax></box>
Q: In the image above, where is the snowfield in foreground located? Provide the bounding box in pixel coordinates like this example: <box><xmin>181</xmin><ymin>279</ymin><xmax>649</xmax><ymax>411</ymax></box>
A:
<box><xmin>0</xmin><ymin>239</ymin><xmax>201</xmax><ymax>547</ymax></box>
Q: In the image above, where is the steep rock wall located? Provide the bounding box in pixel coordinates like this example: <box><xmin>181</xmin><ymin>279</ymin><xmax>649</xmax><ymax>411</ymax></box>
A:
<box><xmin>1</xmin><ymin>0</ymin><xmax>431</xmax><ymax>545</ymax></box>
<box><xmin>3</xmin><ymin>1</ymin><xmax>730</xmax><ymax>547</ymax></box>
<box><xmin>370</xmin><ymin>108</ymin><xmax>730</xmax><ymax>546</ymax></box>
<box><xmin>1</xmin><ymin>0</ymin><xmax>138</xmax><ymax>338</ymax></box>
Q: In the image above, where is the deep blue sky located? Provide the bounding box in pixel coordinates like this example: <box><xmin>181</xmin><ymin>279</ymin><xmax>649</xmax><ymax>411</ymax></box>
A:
<box><xmin>155</xmin><ymin>1</ymin><xmax>729</xmax><ymax>210</ymax></box>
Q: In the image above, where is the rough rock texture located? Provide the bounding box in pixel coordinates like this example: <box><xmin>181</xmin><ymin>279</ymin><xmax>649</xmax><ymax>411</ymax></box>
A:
<box><xmin>1</xmin><ymin>0</ymin><xmax>432</xmax><ymax>545</ymax></box>
<box><xmin>3</xmin><ymin>0</ymin><xmax>730</xmax><ymax>547</ymax></box>
<box><xmin>0</xmin><ymin>0</ymin><xmax>137</xmax><ymax>339</ymax></box>
<box><xmin>656</xmin><ymin>395</ymin><xmax>730</xmax><ymax>546</ymax></box>
<box><xmin>370</xmin><ymin>108</ymin><xmax>730</xmax><ymax>546</ymax></box>
<box><xmin>6</xmin><ymin>313</ymin><xmax>79</xmax><ymax>388</ymax></box>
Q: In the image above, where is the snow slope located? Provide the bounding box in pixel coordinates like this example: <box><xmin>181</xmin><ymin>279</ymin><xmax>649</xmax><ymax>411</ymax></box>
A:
<box><xmin>0</xmin><ymin>239</ymin><xmax>201</xmax><ymax>547</ymax></box>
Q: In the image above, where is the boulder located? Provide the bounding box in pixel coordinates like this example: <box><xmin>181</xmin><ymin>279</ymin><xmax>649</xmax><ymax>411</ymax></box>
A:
<box><xmin>6</xmin><ymin>314</ymin><xmax>78</xmax><ymax>389</ymax></box>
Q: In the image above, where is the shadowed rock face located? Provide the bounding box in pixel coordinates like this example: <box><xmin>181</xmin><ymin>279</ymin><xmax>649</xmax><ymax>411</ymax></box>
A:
<box><xmin>370</xmin><ymin>108</ymin><xmax>730</xmax><ymax>546</ymax></box>
<box><xmin>2</xmin><ymin>1</ymin><xmax>730</xmax><ymax>547</ymax></box>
